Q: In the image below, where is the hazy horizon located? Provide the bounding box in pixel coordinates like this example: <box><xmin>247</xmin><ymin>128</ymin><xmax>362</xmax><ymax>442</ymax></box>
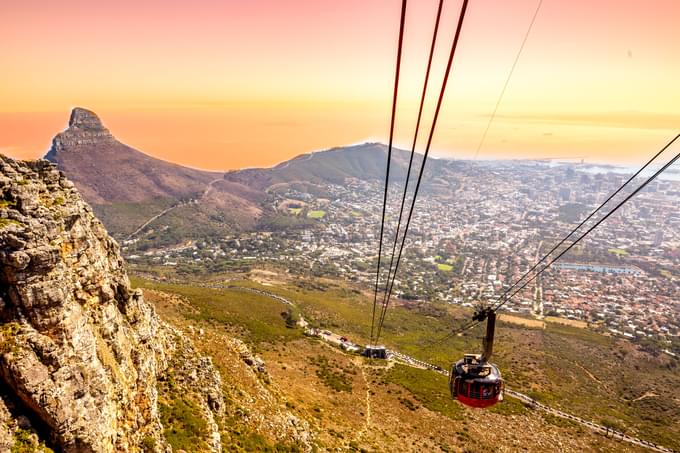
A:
<box><xmin>1</xmin><ymin>0</ymin><xmax>679</xmax><ymax>169</ymax></box>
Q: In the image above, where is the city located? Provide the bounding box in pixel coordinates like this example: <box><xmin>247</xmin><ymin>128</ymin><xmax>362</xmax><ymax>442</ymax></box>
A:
<box><xmin>123</xmin><ymin>159</ymin><xmax>680</xmax><ymax>354</ymax></box>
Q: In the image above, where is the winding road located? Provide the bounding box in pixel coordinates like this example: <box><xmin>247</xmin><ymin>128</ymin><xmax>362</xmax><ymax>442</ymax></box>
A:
<box><xmin>126</xmin><ymin>177</ymin><xmax>224</xmax><ymax>240</ymax></box>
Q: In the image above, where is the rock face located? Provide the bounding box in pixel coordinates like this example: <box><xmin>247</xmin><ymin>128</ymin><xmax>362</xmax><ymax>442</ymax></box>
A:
<box><xmin>0</xmin><ymin>155</ymin><xmax>223</xmax><ymax>452</ymax></box>
<box><xmin>49</xmin><ymin>108</ymin><xmax>116</xmax><ymax>150</ymax></box>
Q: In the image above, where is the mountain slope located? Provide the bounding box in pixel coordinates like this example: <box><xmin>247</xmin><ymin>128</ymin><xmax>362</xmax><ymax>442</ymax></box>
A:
<box><xmin>45</xmin><ymin>108</ymin><xmax>220</xmax><ymax>204</ymax></box>
<box><xmin>44</xmin><ymin>108</ymin><xmax>266</xmax><ymax>238</ymax></box>
<box><xmin>226</xmin><ymin>143</ymin><xmax>424</xmax><ymax>190</ymax></box>
<box><xmin>0</xmin><ymin>155</ymin><xmax>227</xmax><ymax>452</ymax></box>
<box><xmin>42</xmin><ymin>108</ymin><xmax>439</xmax><ymax>242</ymax></box>
<box><xmin>0</xmin><ymin>154</ymin><xmax>318</xmax><ymax>452</ymax></box>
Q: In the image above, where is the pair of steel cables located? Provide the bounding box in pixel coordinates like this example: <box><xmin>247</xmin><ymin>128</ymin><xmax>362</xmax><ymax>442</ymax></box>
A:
<box><xmin>370</xmin><ymin>0</ymin><xmax>470</xmax><ymax>346</ymax></box>
<box><xmin>429</xmin><ymin>133</ymin><xmax>680</xmax><ymax>346</ymax></box>
<box><xmin>369</xmin><ymin>0</ymin><xmax>680</xmax><ymax>348</ymax></box>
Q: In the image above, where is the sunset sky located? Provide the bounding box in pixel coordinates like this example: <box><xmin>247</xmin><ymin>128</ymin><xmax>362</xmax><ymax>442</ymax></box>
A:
<box><xmin>1</xmin><ymin>0</ymin><xmax>678</xmax><ymax>170</ymax></box>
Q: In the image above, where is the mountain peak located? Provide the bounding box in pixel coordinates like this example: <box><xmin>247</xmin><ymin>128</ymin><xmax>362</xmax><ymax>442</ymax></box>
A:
<box><xmin>46</xmin><ymin>108</ymin><xmax>115</xmax><ymax>159</ymax></box>
<box><xmin>68</xmin><ymin>107</ymin><xmax>105</xmax><ymax>130</ymax></box>
<box><xmin>44</xmin><ymin>108</ymin><xmax>219</xmax><ymax>205</ymax></box>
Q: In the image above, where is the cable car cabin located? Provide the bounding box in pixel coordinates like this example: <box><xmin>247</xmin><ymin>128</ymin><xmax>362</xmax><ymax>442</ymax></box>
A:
<box><xmin>449</xmin><ymin>310</ymin><xmax>503</xmax><ymax>408</ymax></box>
<box><xmin>363</xmin><ymin>345</ymin><xmax>387</xmax><ymax>359</ymax></box>
<box><xmin>449</xmin><ymin>354</ymin><xmax>503</xmax><ymax>408</ymax></box>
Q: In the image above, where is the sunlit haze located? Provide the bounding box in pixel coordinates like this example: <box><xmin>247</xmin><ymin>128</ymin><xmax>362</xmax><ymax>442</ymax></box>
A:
<box><xmin>1</xmin><ymin>0</ymin><xmax>678</xmax><ymax>169</ymax></box>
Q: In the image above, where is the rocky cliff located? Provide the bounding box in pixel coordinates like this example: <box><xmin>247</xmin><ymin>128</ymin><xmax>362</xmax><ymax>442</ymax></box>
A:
<box><xmin>48</xmin><ymin>108</ymin><xmax>117</xmax><ymax>150</ymax></box>
<box><xmin>0</xmin><ymin>155</ymin><xmax>224</xmax><ymax>452</ymax></box>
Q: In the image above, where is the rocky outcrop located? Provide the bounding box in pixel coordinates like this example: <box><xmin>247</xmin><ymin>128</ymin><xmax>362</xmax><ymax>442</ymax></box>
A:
<box><xmin>47</xmin><ymin>108</ymin><xmax>116</xmax><ymax>151</ymax></box>
<box><xmin>0</xmin><ymin>155</ymin><xmax>224</xmax><ymax>452</ymax></box>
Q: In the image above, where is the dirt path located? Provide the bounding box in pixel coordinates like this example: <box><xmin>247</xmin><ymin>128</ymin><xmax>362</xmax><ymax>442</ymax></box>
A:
<box><xmin>127</xmin><ymin>178</ymin><xmax>223</xmax><ymax>240</ymax></box>
<box><xmin>632</xmin><ymin>391</ymin><xmax>658</xmax><ymax>402</ymax></box>
<box><xmin>277</xmin><ymin>151</ymin><xmax>315</xmax><ymax>170</ymax></box>
<box><xmin>573</xmin><ymin>361</ymin><xmax>603</xmax><ymax>386</ymax></box>
<box><xmin>569</xmin><ymin>359</ymin><xmax>618</xmax><ymax>396</ymax></box>
<box><xmin>352</xmin><ymin>361</ymin><xmax>372</xmax><ymax>444</ymax></box>
<box><xmin>127</xmin><ymin>202</ymin><xmax>186</xmax><ymax>240</ymax></box>
<box><xmin>200</xmin><ymin>178</ymin><xmax>225</xmax><ymax>199</ymax></box>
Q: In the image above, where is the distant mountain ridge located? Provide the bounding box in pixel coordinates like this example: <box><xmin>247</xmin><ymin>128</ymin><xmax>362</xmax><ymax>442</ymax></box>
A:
<box><xmin>43</xmin><ymin>108</ymin><xmax>430</xmax><ymax>241</ymax></box>
<box><xmin>227</xmin><ymin>143</ymin><xmax>423</xmax><ymax>190</ymax></box>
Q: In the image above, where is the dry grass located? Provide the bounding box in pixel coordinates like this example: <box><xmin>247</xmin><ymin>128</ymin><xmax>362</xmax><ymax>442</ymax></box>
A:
<box><xmin>499</xmin><ymin>314</ymin><xmax>546</xmax><ymax>329</ymax></box>
<box><xmin>137</xmin><ymin>278</ymin><xmax>677</xmax><ymax>452</ymax></box>
<box><xmin>545</xmin><ymin>316</ymin><xmax>589</xmax><ymax>329</ymax></box>
<box><xmin>249</xmin><ymin>269</ymin><xmax>286</xmax><ymax>286</ymax></box>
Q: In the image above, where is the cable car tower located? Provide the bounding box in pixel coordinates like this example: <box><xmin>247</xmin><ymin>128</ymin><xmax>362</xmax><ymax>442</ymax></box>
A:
<box><xmin>449</xmin><ymin>309</ymin><xmax>504</xmax><ymax>408</ymax></box>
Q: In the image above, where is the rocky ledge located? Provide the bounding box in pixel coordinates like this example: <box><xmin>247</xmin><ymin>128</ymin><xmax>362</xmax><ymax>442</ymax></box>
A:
<box><xmin>0</xmin><ymin>155</ymin><xmax>224</xmax><ymax>452</ymax></box>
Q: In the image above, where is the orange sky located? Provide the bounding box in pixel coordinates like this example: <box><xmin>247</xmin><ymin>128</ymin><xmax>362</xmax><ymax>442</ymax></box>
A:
<box><xmin>1</xmin><ymin>0</ymin><xmax>679</xmax><ymax>170</ymax></box>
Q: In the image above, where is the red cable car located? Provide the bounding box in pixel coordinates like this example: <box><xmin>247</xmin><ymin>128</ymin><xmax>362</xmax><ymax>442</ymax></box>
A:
<box><xmin>449</xmin><ymin>310</ymin><xmax>504</xmax><ymax>408</ymax></box>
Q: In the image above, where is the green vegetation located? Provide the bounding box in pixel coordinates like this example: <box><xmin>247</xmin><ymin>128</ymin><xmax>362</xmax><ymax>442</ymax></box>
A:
<box><xmin>436</xmin><ymin>263</ymin><xmax>453</xmax><ymax>272</ymax></box>
<box><xmin>11</xmin><ymin>429</ymin><xmax>53</xmax><ymax>453</ymax></box>
<box><xmin>0</xmin><ymin>322</ymin><xmax>21</xmax><ymax>354</ymax></box>
<box><xmin>545</xmin><ymin>322</ymin><xmax>611</xmax><ymax>347</ymax></box>
<box><xmin>489</xmin><ymin>395</ymin><xmax>529</xmax><ymax>416</ymax></box>
<box><xmin>159</xmin><ymin>397</ymin><xmax>209</xmax><ymax>451</ymax></box>
<box><xmin>307</xmin><ymin>210</ymin><xmax>326</xmax><ymax>219</ymax></box>
<box><xmin>543</xmin><ymin>413</ymin><xmax>580</xmax><ymax>430</ymax></box>
<box><xmin>92</xmin><ymin>198</ymin><xmax>177</xmax><ymax>237</ymax></box>
<box><xmin>608</xmin><ymin>248</ymin><xmax>628</xmax><ymax>256</ymax></box>
<box><xmin>0</xmin><ymin>218</ymin><xmax>21</xmax><ymax>229</ymax></box>
<box><xmin>599</xmin><ymin>417</ymin><xmax>626</xmax><ymax>432</ymax></box>
<box><xmin>310</xmin><ymin>355</ymin><xmax>354</xmax><ymax>392</ymax></box>
<box><xmin>257</xmin><ymin>214</ymin><xmax>315</xmax><ymax>231</ymax></box>
<box><xmin>141</xmin><ymin>436</ymin><xmax>156</xmax><ymax>452</ymax></box>
<box><xmin>228</xmin><ymin>432</ymin><xmax>302</xmax><ymax>452</ymax></box>
<box><xmin>384</xmin><ymin>365</ymin><xmax>463</xmax><ymax>418</ymax></box>
<box><xmin>132</xmin><ymin>274</ymin><xmax>680</xmax><ymax>450</ymax></box>
<box><xmin>398</xmin><ymin>396</ymin><xmax>418</xmax><ymax>411</ymax></box>
<box><xmin>0</xmin><ymin>199</ymin><xmax>16</xmax><ymax>209</ymax></box>
<box><xmin>281</xmin><ymin>307</ymin><xmax>301</xmax><ymax>328</ymax></box>
<box><xmin>288</xmin><ymin>207</ymin><xmax>302</xmax><ymax>215</ymax></box>
<box><xmin>131</xmin><ymin>279</ymin><xmax>302</xmax><ymax>346</ymax></box>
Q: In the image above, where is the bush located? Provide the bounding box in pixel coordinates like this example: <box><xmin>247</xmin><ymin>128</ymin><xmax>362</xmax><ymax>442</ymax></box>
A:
<box><xmin>159</xmin><ymin>397</ymin><xmax>209</xmax><ymax>451</ymax></box>
<box><xmin>310</xmin><ymin>356</ymin><xmax>353</xmax><ymax>392</ymax></box>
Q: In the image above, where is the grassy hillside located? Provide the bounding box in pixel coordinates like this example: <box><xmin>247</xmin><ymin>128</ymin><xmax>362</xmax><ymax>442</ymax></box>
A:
<box><xmin>92</xmin><ymin>198</ymin><xmax>177</xmax><ymax>238</ymax></box>
<box><xmin>132</xmin><ymin>273</ymin><xmax>679</xmax><ymax>451</ymax></box>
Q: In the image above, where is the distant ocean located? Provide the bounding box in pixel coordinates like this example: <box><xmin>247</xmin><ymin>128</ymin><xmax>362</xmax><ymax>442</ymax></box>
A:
<box><xmin>468</xmin><ymin>158</ymin><xmax>680</xmax><ymax>182</ymax></box>
<box><xmin>579</xmin><ymin>164</ymin><xmax>680</xmax><ymax>182</ymax></box>
<box><xmin>539</xmin><ymin>160</ymin><xmax>680</xmax><ymax>182</ymax></box>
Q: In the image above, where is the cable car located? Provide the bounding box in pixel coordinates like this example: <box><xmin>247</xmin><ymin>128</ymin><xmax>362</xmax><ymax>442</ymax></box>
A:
<box><xmin>364</xmin><ymin>345</ymin><xmax>387</xmax><ymax>359</ymax></box>
<box><xmin>449</xmin><ymin>310</ymin><xmax>504</xmax><ymax>408</ymax></box>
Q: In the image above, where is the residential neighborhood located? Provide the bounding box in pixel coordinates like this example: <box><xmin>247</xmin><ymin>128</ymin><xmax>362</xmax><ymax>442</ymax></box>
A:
<box><xmin>123</xmin><ymin>160</ymin><xmax>680</xmax><ymax>351</ymax></box>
